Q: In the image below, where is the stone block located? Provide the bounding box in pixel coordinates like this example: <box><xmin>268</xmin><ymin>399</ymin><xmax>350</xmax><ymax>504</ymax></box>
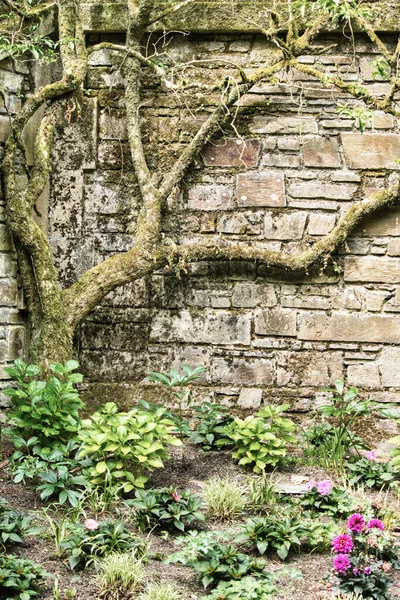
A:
<box><xmin>261</xmin><ymin>154</ymin><xmax>300</xmax><ymax>168</ymax></box>
<box><xmin>0</xmin><ymin>278</ymin><xmax>18</xmax><ymax>306</ymax></box>
<box><xmin>211</xmin><ymin>358</ymin><xmax>274</xmax><ymax>385</ymax></box>
<box><xmin>373</xmin><ymin>112</ymin><xmax>395</xmax><ymax>129</ymax></box>
<box><xmin>347</xmin><ymin>363</ymin><xmax>380</xmax><ymax>387</ymax></box>
<box><xmin>380</xmin><ymin>347</ymin><xmax>400</xmax><ymax>387</ymax></box>
<box><xmin>307</xmin><ymin>213</ymin><xmax>336</xmax><ymax>235</ymax></box>
<box><xmin>0</xmin><ymin>225</ymin><xmax>13</xmax><ymax>252</ymax></box>
<box><xmin>277</xmin><ymin>351</ymin><xmax>342</xmax><ymax>387</ymax></box>
<box><xmin>0</xmin><ymin>255</ymin><xmax>16</xmax><ymax>278</ymax></box>
<box><xmin>303</xmin><ymin>136</ymin><xmax>340</xmax><ymax>168</ymax></box>
<box><xmin>342</xmin><ymin>134</ymin><xmax>400</xmax><ymax>169</ymax></box>
<box><xmin>278</xmin><ymin>137</ymin><xmax>300</xmax><ymax>151</ymax></box>
<box><xmin>344</xmin><ymin>256</ymin><xmax>400</xmax><ymax>283</ymax></box>
<box><xmin>264</xmin><ymin>212</ymin><xmax>307</xmax><ymax>240</ymax></box>
<box><xmin>7</xmin><ymin>326</ymin><xmax>25</xmax><ymax>360</ymax></box>
<box><xmin>288</xmin><ymin>182</ymin><xmax>357</xmax><ymax>200</ymax></box>
<box><xmin>217</xmin><ymin>213</ymin><xmax>260</xmax><ymax>235</ymax></box>
<box><xmin>255</xmin><ymin>308</ymin><xmax>297</xmax><ymax>337</ymax></box>
<box><xmin>188</xmin><ymin>184</ymin><xmax>232</xmax><ymax>211</ymax></box>
<box><xmin>88</xmin><ymin>49</ymin><xmax>123</xmax><ymax>66</ymax></box>
<box><xmin>366</xmin><ymin>290</ymin><xmax>391</xmax><ymax>312</ymax></box>
<box><xmin>331</xmin><ymin>287</ymin><xmax>364</xmax><ymax>310</ymax></box>
<box><xmin>237</xmin><ymin>388</ymin><xmax>263</xmax><ymax>409</ymax></box>
<box><xmin>387</xmin><ymin>239</ymin><xmax>400</xmax><ymax>256</ymax></box>
<box><xmin>236</xmin><ymin>172</ymin><xmax>285</xmax><ymax>207</ymax></box>
<box><xmin>99</xmin><ymin>112</ymin><xmax>128</xmax><ymax>139</ymax></box>
<box><xmin>356</xmin><ymin>207</ymin><xmax>400</xmax><ymax>236</ymax></box>
<box><xmin>0</xmin><ymin>115</ymin><xmax>11</xmax><ymax>142</ymax></box>
<box><xmin>0</xmin><ymin>70</ymin><xmax>23</xmax><ymax>93</ymax></box>
<box><xmin>299</xmin><ymin>311</ymin><xmax>400</xmax><ymax>343</ymax></box>
<box><xmin>232</xmin><ymin>283</ymin><xmax>277</xmax><ymax>308</ymax></box>
<box><xmin>150</xmin><ymin>310</ymin><xmax>251</xmax><ymax>346</ymax></box>
<box><xmin>249</xmin><ymin>116</ymin><xmax>317</xmax><ymax>134</ymax></box>
<box><xmin>202</xmin><ymin>138</ymin><xmax>260</xmax><ymax>167</ymax></box>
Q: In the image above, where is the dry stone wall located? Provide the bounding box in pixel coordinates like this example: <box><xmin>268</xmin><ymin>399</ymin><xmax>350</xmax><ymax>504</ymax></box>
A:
<box><xmin>45</xmin><ymin>29</ymin><xmax>400</xmax><ymax>411</ymax></box>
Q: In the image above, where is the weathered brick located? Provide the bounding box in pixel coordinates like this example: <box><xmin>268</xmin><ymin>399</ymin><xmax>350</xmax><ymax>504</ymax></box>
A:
<box><xmin>255</xmin><ymin>308</ymin><xmax>297</xmax><ymax>337</ymax></box>
<box><xmin>237</xmin><ymin>388</ymin><xmax>263</xmax><ymax>408</ymax></box>
<box><xmin>150</xmin><ymin>310</ymin><xmax>251</xmax><ymax>345</ymax></box>
<box><xmin>99</xmin><ymin>112</ymin><xmax>128</xmax><ymax>139</ymax></box>
<box><xmin>278</xmin><ymin>137</ymin><xmax>300</xmax><ymax>151</ymax></box>
<box><xmin>356</xmin><ymin>207</ymin><xmax>400</xmax><ymax>236</ymax></box>
<box><xmin>288</xmin><ymin>182</ymin><xmax>357</xmax><ymax>200</ymax></box>
<box><xmin>365</xmin><ymin>290</ymin><xmax>391</xmax><ymax>311</ymax></box>
<box><xmin>211</xmin><ymin>358</ymin><xmax>274</xmax><ymax>385</ymax></box>
<box><xmin>202</xmin><ymin>138</ymin><xmax>260</xmax><ymax>167</ymax></box>
<box><xmin>299</xmin><ymin>311</ymin><xmax>400</xmax><ymax>343</ymax></box>
<box><xmin>277</xmin><ymin>351</ymin><xmax>342</xmax><ymax>387</ymax></box>
<box><xmin>264</xmin><ymin>212</ymin><xmax>307</xmax><ymax>240</ymax></box>
<box><xmin>345</xmin><ymin>256</ymin><xmax>400</xmax><ymax>283</ymax></box>
<box><xmin>88</xmin><ymin>48</ymin><xmax>122</xmax><ymax>66</ymax></box>
<box><xmin>236</xmin><ymin>172</ymin><xmax>285</xmax><ymax>207</ymax></box>
<box><xmin>188</xmin><ymin>184</ymin><xmax>232</xmax><ymax>211</ymax></box>
<box><xmin>307</xmin><ymin>213</ymin><xmax>336</xmax><ymax>235</ymax></box>
<box><xmin>342</xmin><ymin>134</ymin><xmax>400</xmax><ymax>169</ymax></box>
<box><xmin>380</xmin><ymin>347</ymin><xmax>400</xmax><ymax>386</ymax></box>
<box><xmin>387</xmin><ymin>239</ymin><xmax>400</xmax><ymax>256</ymax></box>
<box><xmin>331</xmin><ymin>287</ymin><xmax>364</xmax><ymax>310</ymax></box>
<box><xmin>303</xmin><ymin>137</ymin><xmax>340</xmax><ymax>168</ymax></box>
<box><xmin>261</xmin><ymin>154</ymin><xmax>300</xmax><ymax>168</ymax></box>
<box><xmin>232</xmin><ymin>283</ymin><xmax>277</xmax><ymax>308</ymax></box>
<box><xmin>217</xmin><ymin>213</ymin><xmax>260</xmax><ymax>235</ymax></box>
<box><xmin>347</xmin><ymin>363</ymin><xmax>380</xmax><ymax>387</ymax></box>
<box><xmin>249</xmin><ymin>116</ymin><xmax>318</xmax><ymax>134</ymax></box>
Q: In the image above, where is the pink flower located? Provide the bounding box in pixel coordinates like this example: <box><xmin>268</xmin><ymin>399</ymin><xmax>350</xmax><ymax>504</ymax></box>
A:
<box><xmin>317</xmin><ymin>480</ymin><xmax>333</xmax><ymax>496</ymax></box>
<box><xmin>332</xmin><ymin>534</ymin><xmax>354</xmax><ymax>554</ymax></box>
<box><xmin>365</xmin><ymin>451</ymin><xmax>377</xmax><ymax>461</ymax></box>
<box><xmin>347</xmin><ymin>513</ymin><xmax>365</xmax><ymax>533</ymax></box>
<box><xmin>367</xmin><ymin>518</ymin><xmax>385</xmax><ymax>532</ymax></box>
<box><xmin>84</xmin><ymin>519</ymin><xmax>99</xmax><ymax>531</ymax></box>
<box><xmin>364</xmin><ymin>567</ymin><xmax>371</xmax><ymax>575</ymax></box>
<box><xmin>172</xmin><ymin>490</ymin><xmax>180</xmax><ymax>501</ymax></box>
<box><xmin>353</xmin><ymin>567</ymin><xmax>360</xmax><ymax>575</ymax></box>
<box><xmin>307</xmin><ymin>479</ymin><xmax>317</xmax><ymax>491</ymax></box>
<box><xmin>334</xmin><ymin>553</ymin><xmax>351</xmax><ymax>574</ymax></box>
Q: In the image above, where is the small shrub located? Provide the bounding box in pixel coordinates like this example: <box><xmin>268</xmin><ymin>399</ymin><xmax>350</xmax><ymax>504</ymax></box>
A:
<box><xmin>0</xmin><ymin>498</ymin><xmax>38</xmax><ymax>549</ymax></box>
<box><xmin>97</xmin><ymin>550</ymin><xmax>145</xmax><ymax>599</ymax></box>
<box><xmin>190</xmin><ymin>402</ymin><xmax>233</xmax><ymax>451</ymax></box>
<box><xmin>217</xmin><ymin>404</ymin><xmax>296</xmax><ymax>472</ymax></box>
<box><xmin>78</xmin><ymin>401</ymin><xmax>181</xmax><ymax>493</ymax></box>
<box><xmin>203</xmin><ymin>477</ymin><xmax>248</xmax><ymax>521</ymax></box>
<box><xmin>346</xmin><ymin>452</ymin><xmax>396</xmax><ymax>489</ymax></box>
<box><xmin>139</xmin><ymin>583</ymin><xmax>182</xmax><ymax>600</ymax></box>
<box><xmin>4</xmin><ymin>359</ymin><xmax>84</xmax><ymax>447</ymax></box>
<box><xmin>61</xmin><ymin>519</ymin><xmax>147</xmax><ymax>570</ymax></box>
<box><xmin>126</xmin><ymin>486</ymin><xmax>204</xmax><ymax>532</ymax></box>
<box><xmin>0</xmin><ymin>554</ymin><xmax>51</xmax><ymax>599</ymax></box>
<box><xmin>299</xmin><ymin>480</ymin><xmax>356</xmax><ymax>517</ymax></box>
<box><xmin>200</xmin><ymin>575</ymin><xmax>277</xmax><ymax>600</ymax></box>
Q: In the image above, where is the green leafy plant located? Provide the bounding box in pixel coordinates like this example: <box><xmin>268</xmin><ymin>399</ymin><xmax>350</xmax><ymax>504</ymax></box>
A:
<box><xmin>147</xmin><ymin>364</ymin><xmax>206</xmax><ymax>443</ymax></box>
<box><xmin>126</xmin><ymin>486</ymin><xmax>204</xmax><ymax>532</ymax></box>
<box><xmin>167</xmin><ymin>529</ymin><xmax>236</xmax><ymax>565</ymax></box>
<box><xmin>61</xmin><ymin>519</ymin><xmax>147</xmax><ymax>570</ymax></box>
<box><xmin>346</xmin><ymin>453</ymin><xmax>396</xmax><ymax>489</ymax></box>
<box><xmin>77</xmin><ymin>401</ymin><xmax>181</xmax><ymax>493</ymax></box>
<box><xmin>4</xmin><ymin>359</ymin><xmax>84</xmax><ymax>447</ymax></box>
<box><xmin>337</xmin><ymin>104</ymin><xmax>373</xmax><ymax>133</ymax></box>
<box><xmin>370</xmin><ymin>57</ymin><xmax>390</xmax><ymax>81</ymax></box>
<box><xmin>0</xmin><ymin>498</ymin><xmax>38</xmax><ymax>549</ymax></box>
<box><xmin>203</xmin><ymin>477</ymin><xmax>248</xmax><ymax>521</ymax></box>
<box><xmin>190</xmin><ymin>402</ymin><xmax>233</xmax><ymax>451</ymax></box>
<box><xmin>97</xmin><ymin>549</ymin><xmax>146</xmax><ymax>599</ymax></box>
<box><xmin>217</xmin><ymin>405</ymin><xmax>296</xmax><ymax>472</ymax></box>
<box><xmin>0</xmin><ymin>554</ymin><xmax>51</xmax><ymax>599</ymax></box>
<box><xmin>299</xmin><ymin>480</ymin><xmax>355</xmax><ymax>517</ymax></box>
<box><xmin>247</xmin><ymin>473</ymin><xmax>278</xmax><ymax>511</ymax></box>
<box><xmin>293</xmin><ymin>0</ymin><xmax>373</xmax><ymax>23</ymax></box>
<box><xmin>200</xmin><ymin>575</ymin><xmax>277</xmax><ymax>600</ymax></box>
<box><xmin>317</xmin><ymin>380</ymin><xmax>394</xmax><ymax>472</ymax></box>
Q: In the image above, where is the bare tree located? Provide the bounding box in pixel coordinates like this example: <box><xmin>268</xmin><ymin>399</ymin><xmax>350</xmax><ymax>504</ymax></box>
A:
<box><xmin>3</xmin><ymin>0</ymin><xmax>400</xmax><ymax>367</ymax></box>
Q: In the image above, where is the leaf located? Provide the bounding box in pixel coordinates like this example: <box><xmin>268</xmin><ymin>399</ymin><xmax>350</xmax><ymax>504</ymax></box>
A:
<box><xmin>277</xmin><ymin>546</ymin><xmax>289</xmax><ymax>560</ymax></box>
<box><xmin>95</xmin><ymin>461</ymin><xmax>108</xmax><ymax>474</ymax></box>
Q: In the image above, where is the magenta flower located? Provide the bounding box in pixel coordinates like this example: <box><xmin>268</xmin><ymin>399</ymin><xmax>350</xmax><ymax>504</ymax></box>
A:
<box><xmin>347</xmin><ymin>513</ymin><xmax>365</xmax><ymax>533</ymax></box>
<box><xmin>353</xmin><ymin>567</ymin><xmax>360</xmax><ymax>575</ymax></box>
<box><xmin>307</xmin><ymin>479</ymin><xmax>316</xmax><ymax>491</ymax></box>
<box><xmin>334</xmin><ymin>553</ymin><xmax>351</xmax><ymax>574</ymax></box>
<box><xmin>365</xmin><ymin>451</ymin><xmax>377</xmax><ymax>461</ymax></box>
<box><xmin>364</xmin><ymin>567</ymin><xmax>372</xmax><ymax>575</ymax></box>
<box><xmin>332</xmin><ymin>534</ymin><xmax>354</xmax><ymax>554</ymax></box>
<box><xmin>317</xmin><ymin>480</ymin><xmax>333</xmax><ymax>495</ymax></box>
<box><xmin>84</xmin><ymin>519</ymin><xmax>99</xmax><ymax>531</ymax></box>
<box><xmin>367</xmin><ymin>518</ymin><xmax>385</xmax><ymax>532</ymax></box>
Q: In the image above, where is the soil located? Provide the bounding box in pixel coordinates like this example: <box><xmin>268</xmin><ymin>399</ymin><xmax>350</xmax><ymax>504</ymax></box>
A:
<box><xmin>1</xmin><ymin>442</ymin><xmax>400</xmax><ymax>600</ymax></box>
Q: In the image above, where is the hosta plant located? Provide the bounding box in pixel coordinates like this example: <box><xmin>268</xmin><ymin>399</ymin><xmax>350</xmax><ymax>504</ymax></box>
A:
<box><xmin>0</xmin><ymin>554</ymin><xmax>51</xmax><ymax>599</ymax></box>
<box><xmin>0</xmin><ymin>498</ymin><xmax>38</xmax><ymax>549</ymax></box>
<box><xmin>217</xmin><ymin>404</ymin><xmax>296</xmax><ymax>472</ymax></box>
<box><xmin>78</xmin><ymin>401</ymin><xmax>181</xmax><ymax>493</ymax></box>
<box><xmin>4</xmin><ymin>359</ymin><xmax>84</xmax><ymax>447</ymax></box>
<box><xmin>299</xmin><ymin>480</ymin><xmax>356</xmax><ymax>517</ymax></box>
<box><xmin>61</xmin><ymin>518</ymin><xmax>147</xmax><ymax>570</ymax></box>
<box><xmin>200</xmin><ymin>575</ymin><xmax>278</xmax><ymax>600</ymax></box>
<box><xmin>346</xmin><ymin>452</ymin><xmax>396</xmax><ymax>489</ymax></box>
<box><xmin>126</xmin><ymin>486</ymin><xmax>204</xmax><ymax>532</ymax></box>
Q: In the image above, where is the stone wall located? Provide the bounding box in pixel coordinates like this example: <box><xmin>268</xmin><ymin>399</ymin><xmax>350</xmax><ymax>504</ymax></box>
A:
<box><xmin>0</xmin><ymin>54</ymin><xmax>27</xmax><ymax>407</ymax></box>
<box><xmin>44</xmin><ymin>28</ymin><xmax>400</xmax><ymax>411</ymax></box>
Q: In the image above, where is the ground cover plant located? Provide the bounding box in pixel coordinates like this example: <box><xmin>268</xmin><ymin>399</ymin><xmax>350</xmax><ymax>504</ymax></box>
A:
<box><xmin>1</xmin><ymin>364</ymin><xmax>400</xmax><ymax>599</ymax></box>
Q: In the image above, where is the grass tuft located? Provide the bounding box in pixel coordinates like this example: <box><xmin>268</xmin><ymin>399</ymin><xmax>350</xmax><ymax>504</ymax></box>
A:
<box><xmin>97</xmin><ymin>549</ymin><xmax>145</xmax><ymax>599</ymax></box>
<box><xmin>203</xmin><ymin>476</ymin><xmax>248</xmax><ymax>521</ymax></box>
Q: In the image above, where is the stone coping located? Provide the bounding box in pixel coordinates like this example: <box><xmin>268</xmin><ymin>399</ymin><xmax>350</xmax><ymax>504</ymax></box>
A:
<box><xmin>81</xmin><ymin>1</ymin><xmax>400</xmax><ymax>34</ymax></box>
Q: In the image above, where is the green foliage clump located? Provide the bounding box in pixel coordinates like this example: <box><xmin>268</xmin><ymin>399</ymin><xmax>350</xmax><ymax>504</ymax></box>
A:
<box><xmin>77</xmin><ymin>401</ymin><xmax>181</xmax><ymax>493</ymax></box>
<box><xmin>97</xmin><ymin>550</ymin><xmax>145</xmax><ymax>598</ymax></box>
<box><xmin>203</xmin><ymin>477</ymin><xmax>248</xmax><ymax>521</ymax></box>
<box><xmin>201</xmin><ymin>575</ymin><xmax>277</xmax><ymax>600</ymax></box>
<box><xmin>218</xmin><ymin>405</ymin><xmax>296</xmax><ymax>472</ymax></box>
<box><xmin>138</xmin><ymin>583</ymin><xmax>182</xmax><ymax>600</ymax></box>
<box><xmin>346</xmin><ymin>456</ymin><xmax>396</xmax><ymax>489</ymax></box>
<box><xmin>299</xmin><ymin>481</ymin><xmax>355</xmax><ymax>517</ymax></box>
<box><xmin>190</xmin><ymin>402</ymin><xmax>233</xmax><ymax>451</ymax></box>
<box><xmin>126</xmin><ymin>486</ymin><xmax>204</xmax><ymax>533</ymax></box>
<box><xmin>0</xmin><ymin>554</ymin><xmax>50</xmax><ymax>600</ymax></box>
<box><xmin>0</xmin><ymin>498</ymin><xmax>38</xmax><ymax>549</ymax></box>
<box><xmin>4</xmin><ymin>359</ymin><xmax>84</xmax><ymax>447</ymax></box>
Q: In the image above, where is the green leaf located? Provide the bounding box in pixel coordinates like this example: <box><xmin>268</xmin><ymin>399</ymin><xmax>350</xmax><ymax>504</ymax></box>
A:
<box><xmin>95</xmin><ymin>461</ymin><xmax>108</xmax><ymax>474</ymax></box>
